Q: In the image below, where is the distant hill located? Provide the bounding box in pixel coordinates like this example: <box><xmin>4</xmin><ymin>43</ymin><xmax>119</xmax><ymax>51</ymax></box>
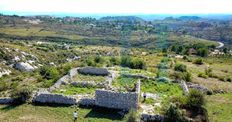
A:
<box><xmin>99</xmin><ymin>16</ymin><xmax>145</xmax><ymax>23</ymax></box>
<box><xmin>178</xmin><ymin>16</ymin><xmax>201</xmax><ymax>21</ymax></box>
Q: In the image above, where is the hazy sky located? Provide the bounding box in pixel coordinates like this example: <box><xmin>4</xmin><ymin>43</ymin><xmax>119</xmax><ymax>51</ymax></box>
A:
<box><xmin>1</xmin><ymin>0</ymin><xmax>232</xmax><ymax>14</ymax></box>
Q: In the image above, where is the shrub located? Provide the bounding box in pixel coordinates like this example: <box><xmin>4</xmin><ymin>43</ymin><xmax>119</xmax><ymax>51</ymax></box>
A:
<box><xmin>164</xmin><ymin>104</ymin><xmax>185</xmax><ymax>122</ymax></box>
<box><xmin>198</xmin><ymin>73</ymin><xmax>208</xmax><ymax>79</ymax></box>
<box><xmin>226</xmin><ymin>77</ymin><xmax>232</xmax><ymax>82</ymax></box>
<box><xmin>94</xmin><ymin>56</ymin><xmax>105</xmax><ymax>64</ymax></box>
<box><xmin>0</xmin><ymin>81</ymin><xmax>10</xmax><ymax>92</ymax></box>
<box><xmin>205</xmin><ymin>67</ymin><xmax>213</xmax><ymax>76</ymax></box>
<box><xmin>218</xmin><ymin>76</ymin><xmax>225</xmax><ymax>82</ymax></box>
<box><xmin>183</xmin><ymin>72</ymin><xmax>192</xmax><ymax>82</ymax></box>
<box><xmin>197</xmin><ymin>48</ymin><xmax>208</xmax><ymax>57</ymax></box>
<box><xmin>121</xmin><ymin>56</ymin><xmax>146</xmax><ymax>69</ymax></box>
<box><xmin>183</xmin><ymin>56</ymin><xmax>192</xmax><ymax>62</ymax></box>
<box><xmin>126</xmin><ymin>109</ymin><xmax>139</xmax><ymax>122</ymax></box>
<box><xmin>11</xmin><ymin>85</ymin><xmax>33</xmax><ymax>103</ymax></box>
<box><xmin>172</xmin><ymin>71</ymin><xmax>192</xmax><ymax>82</ymax></box>
<box><xmin>157</xmin><ymin>62</ymin><xmax>169</xmax><ymax>69</ymax></box>
<box><xmin>186</xmin><ymin>89</ymin><xmax>205</xmax><ymax>108</ymax></box>
<box><xmin>194</xmin><ymin>58</ymin><xmax>204</xmax><ymax>65</ymax></box>
<box><xmin>86</xmin><ymin>57</ymin><xmax>96</xmax><ymax>67</ymax></box>
<box><xmin>110</xmin><ymin>57</ymin><xmax>121</xmax><ymax>65</ymax></box>
<box><xmin>40</xmin><ymin>66</ymin><xmax>59</xmax><ymax>80</ymax></box>
<box><xmin>174</xmin><ymin>63</ymin><xmax>187</xmax><ymax>72</ymax></box>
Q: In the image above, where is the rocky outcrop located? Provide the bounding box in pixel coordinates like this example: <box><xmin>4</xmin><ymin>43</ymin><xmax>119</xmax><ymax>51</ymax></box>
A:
<box><xmin>14</xmin><ymin>62</ymin><xmax>35</xmax><ymax>72</ymax></box>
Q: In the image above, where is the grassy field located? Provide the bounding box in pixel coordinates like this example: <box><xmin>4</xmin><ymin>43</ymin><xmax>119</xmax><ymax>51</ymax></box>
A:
<box><xmin>72</xmin><ymin>74</ymin><xmax>106</xmax><ymax>83</ymax></box>
<box><xmin>0</xmin><ymin>104</ymin><xmax>125</xmax><ymax>122</ymax></box>
<box><xmin>206</xmin><ymin>93</ymin><xmax>232</xmax><ymax>122</ymax></box>
<box><xmin>53</xmin><ymin>85</ymin><xmax>96</xmax><ymax>95</ymax></box>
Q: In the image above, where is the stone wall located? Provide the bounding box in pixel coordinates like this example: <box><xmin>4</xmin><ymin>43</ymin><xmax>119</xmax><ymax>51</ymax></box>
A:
<box><xmin>121</xmin><ymin>74</ymin><xmax>156</xmax><ymax>81</ymax></box>
<box><xmin>33</xmin><ymin>92</ymin><xmax>77</xmax><ymax>105</ymax></box>
<box><xmin>48</xmin><ymin>75</ymin><xmax>70</xmax><ymax>92</ymax></box>
<box><xmin>71</xmin><ymin>81</ymin><xmax>108</xmax><ymax>88</ymax></box>
<box><xmin>95</xmin><ymin>80</ymin><xmax>140</xmax><ymax>110</ymax></box>
<box><xmin>141</xmin><ymin>114</ymin><xmax>164</xmax><ymax>122</ymax></box>
<box><xmin>95</xmin><ymin>90</ymin><xmax>139</xmax><ymax>110</ymax></box>
<box><xmin>0</xmin><ymin>97</ymin><xmax>14</xmax><ymax>104</ymax></box>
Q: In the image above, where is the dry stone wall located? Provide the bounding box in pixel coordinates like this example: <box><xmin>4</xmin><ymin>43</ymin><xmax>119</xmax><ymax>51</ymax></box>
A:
<box><xmin>33</xmin><ymin>92</ymin><xmax>77</xmax><ymax>105</ymax></box>
<box><xmin>0</xmin><ymin>97</ymin><xmax>14</xmax><ymax>104</ymax></box>
<box><xmin>95</xmin><ymin>80</ymin><xmax>141</xmax><ymax>110</ymax></box>
<box><xmin>95</xmin><ymin>90</ymin><xmax>139</xmax><ymax>110</ymax></box>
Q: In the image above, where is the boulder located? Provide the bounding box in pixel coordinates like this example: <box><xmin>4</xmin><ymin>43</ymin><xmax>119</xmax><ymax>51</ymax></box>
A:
<box><xmin>14</xmin><ymin>62</ymin><xmax>35</xmax><ymax>72</ymax></box>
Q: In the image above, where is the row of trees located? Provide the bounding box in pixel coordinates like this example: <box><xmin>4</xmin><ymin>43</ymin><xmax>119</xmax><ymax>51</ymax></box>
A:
<box><xmin>86</xmin><ymin>56</ymin><xmax>146</xmax><ymax>70</ymax></box>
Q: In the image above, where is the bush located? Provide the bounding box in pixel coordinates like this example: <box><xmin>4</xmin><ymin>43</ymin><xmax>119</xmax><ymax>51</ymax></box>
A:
<box><xmin>86</xmin><ymin>57</ymin><xmax>96</xmax><ymax>67</ymax></box>
<box><xmin>164</xmin><ymin>104</ymin><xmax>185</xmax><ymax>122</ymax></box>
<box><xmin>226</xmin><ymin>77</ymin><xmax>232</xmax><ymax>82</ymax></box>
<box><xmin>11</xmin><ymin>85</ymin><xmax>33</xmax><ymax>103</ymax></box>
<box><xmin>94</xmin><ymin>56</ymin><xmax>105</xmax><ymax>64</ymax></box>
<box><xmin>0</xmin><ymin>81</ymin><xmax>10</xmax><ymax>92</ymax></box>
<box><xmin>157</xmin><ymin>62</ymin><xmax>169</xmax><ymax>69</ymax></box>
<box><xmin>172</xmin><ymin>71</ymin><xmax>192</xmax><ymax>82</ymax></box>
<box><xmin>110</xmin><ymin>57</ymin><xmax>121</xmax><ymax>65</ymax></box>
<box><xmin>126</xmin><ymin>109</ymin><xmax>139</xmax><ymax>122</ymax></box>
<box><xmin>40</xmin><ymin>66</ymin><xmax>59</xmax><ymax>80</ymax></box>
<box><xmin>197</xmin><ymin>48</ymin><xmax>208</xmax><ymax>57</ymax></box>
<box><xmin>121</xmin><ymin>56</ymin><xmax>146</xmax><ymax>69</ymax></box>
<box><xmin>198</xmin><ymin>73</ymin><xmax>208</xmax><ymax>79</ymax></box>
<box><xmin>194</xmin><ymin>58</ymin><xmax>204</xmax><ymax>65</ymax></box>
<box><xmin>183</xmin><ymin>72</ymin><xmax>192</xmax><ymax>82</ymax></box>
<box><xmin>174</xmin><ymin>63</ymin><xmax>187</xmax><ymax>72</ymax></box>
<box><xmin>186</xmin><ymin>89</ymin><xmax>205</xmax><ymax>108</ymax></box>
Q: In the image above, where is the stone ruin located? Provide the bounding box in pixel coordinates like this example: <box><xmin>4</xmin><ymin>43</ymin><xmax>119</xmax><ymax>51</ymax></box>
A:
<box><xmin>95</xmin><ymin>80</ymin><xmax>141</xmax><ymax>110</ymax></box>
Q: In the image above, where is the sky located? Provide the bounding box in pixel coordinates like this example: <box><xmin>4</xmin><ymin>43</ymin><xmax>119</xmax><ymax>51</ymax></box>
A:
<box><xmin>1</xmin><ymin>0</ymin><xmax>232</xmax><ymax>15</ymax></box>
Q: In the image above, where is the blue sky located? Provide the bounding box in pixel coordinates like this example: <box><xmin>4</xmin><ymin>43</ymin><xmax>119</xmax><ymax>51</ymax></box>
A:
<box><xmin>1</xmin><ymin>0</ymin><xmax>232</xmax><ymax>15</ymax></box>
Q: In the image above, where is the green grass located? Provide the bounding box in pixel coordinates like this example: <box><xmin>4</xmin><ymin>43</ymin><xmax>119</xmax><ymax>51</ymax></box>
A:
<box><xmin>112</xmin><ymin>76</ymin><xmax>138</xmax><ymax>88</ymax></box>
<box><xmin>0</xmin><ymin>104</ymin><xmax>125</xmax><ymax>122</ymax></box>
<box><xmin>144</xmin><ymin>98</ymin><xmax>156</xmax><ymax>105</ymax></box>
<box><xmin>72</xmin><ymin>74</ymin><xmax>106</xmax><ymax>83</ymax></box>
<box><xmin>206</xmin><ymin>93</ymin><xmax>232</xmax><ymax>122</ymax></box>
<box><xmin>141</xmin><ymin>80</ymin><xmax>183</xmax><ymax>97</ymax></box>
<box><xmin>53</xmin><ymin>85</ymin><xmax>96</xmax><ymax>95</ymax></box>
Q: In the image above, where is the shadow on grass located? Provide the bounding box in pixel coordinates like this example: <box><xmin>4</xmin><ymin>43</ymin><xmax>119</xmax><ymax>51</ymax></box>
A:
<box><xmin>0</xmin><ymin>104</ymin><xmax>22</xmax><ymax>111</ymax></box>
<box><xmin>84</xmin><ymin>106</ymin><xmax>126</xmax><ymax>121</ymax></box>
<box><xmin>32</xmin><ymin>102</ymin><xmax>73</xmax><ymax>107</ymax></box>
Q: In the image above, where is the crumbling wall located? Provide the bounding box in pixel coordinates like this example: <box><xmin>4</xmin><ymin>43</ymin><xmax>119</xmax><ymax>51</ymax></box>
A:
<box><xmin>95</xmin><ymin>80</ymin><xmax>141</xmax><ymax>110</ymax></box>
<box><xmin>95</xmin><ymin>90</ymin><xmax>139</xmax><ymax>110</ymax></box>
<box><xmin>33</xmin><ymin>92</ymin><xmax>77</xmax><ymax>105</ymax></box>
